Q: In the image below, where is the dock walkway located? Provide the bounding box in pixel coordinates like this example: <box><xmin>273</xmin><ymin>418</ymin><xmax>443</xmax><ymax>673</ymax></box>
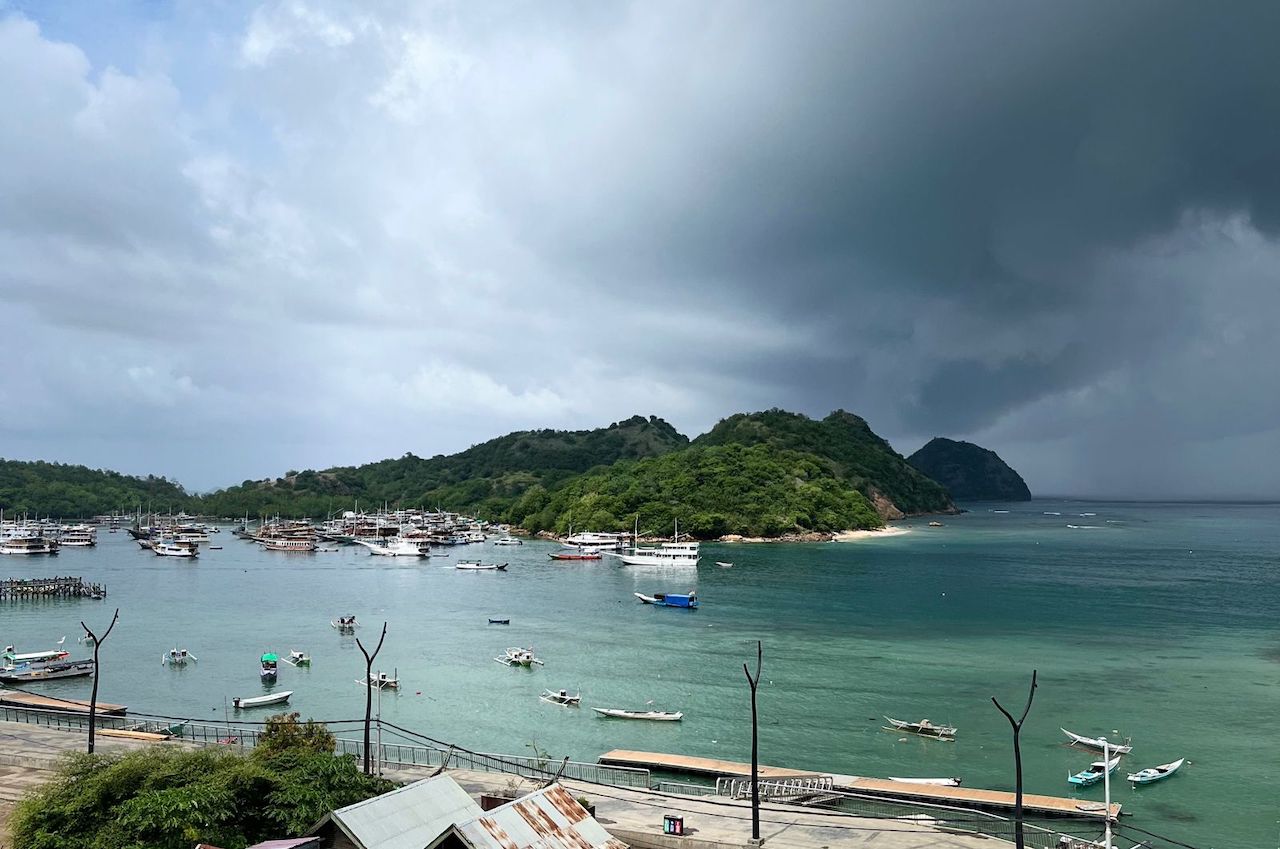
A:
<box><xmin>599</xmin><ymin>750</ymin><xmax>1119</xmax><ymax>821</ymax></box>
<box><xmin>0</xmin><ymin>576</ymin><xmax>106</xmax><ymax>600</ymax></box>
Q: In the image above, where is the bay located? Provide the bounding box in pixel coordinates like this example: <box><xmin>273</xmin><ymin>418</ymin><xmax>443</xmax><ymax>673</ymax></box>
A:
<box><xmin>2</xmin><ymin>500</ymin><xmax>1276</xmax><ymax>848</ymax></box>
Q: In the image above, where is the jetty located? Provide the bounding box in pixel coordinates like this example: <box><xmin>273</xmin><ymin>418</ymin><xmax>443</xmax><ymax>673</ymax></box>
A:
<box><xmin>598</xmin><ymin>749</ymin><xmax>1120</xmax><ymax>820</ymax></box>
<box><xmin>0</xmin><ymin>690</ymin><xmax>127</xmax><ymax>716</ymax></box>
<box><xmin>0</xmin><ymin>576</ymin><xmax>106</xmax><ymax>600</ymax></box>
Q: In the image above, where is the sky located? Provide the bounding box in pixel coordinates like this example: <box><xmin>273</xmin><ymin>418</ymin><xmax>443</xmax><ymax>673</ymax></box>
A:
<box><xmin>2</xmin><ymin>1</ymin><xmax>1280</xmax><ymax>498</ymax></box>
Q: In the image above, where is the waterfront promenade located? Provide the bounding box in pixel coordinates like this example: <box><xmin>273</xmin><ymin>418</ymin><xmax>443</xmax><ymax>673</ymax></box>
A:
<box><xmin>0</xmin><ymin>720</ymin><xmax>1012</xmax><ymax>849</ymax></box>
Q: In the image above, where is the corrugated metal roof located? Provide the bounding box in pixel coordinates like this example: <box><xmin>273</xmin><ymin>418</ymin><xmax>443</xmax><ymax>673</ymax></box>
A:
<box><xmin>245</xmin><ymin>840</ymin><xmax>322</xmax><ymax>849</ymax></box>
<box><xmin>324</xmin><ymin>775</ymin><xmax>483</xmax><ymax>849</ymax></box>
<box><xmin>456</xmin><ymin>784</ymin><xmax>628</xmax><ymax>849</ymax></box>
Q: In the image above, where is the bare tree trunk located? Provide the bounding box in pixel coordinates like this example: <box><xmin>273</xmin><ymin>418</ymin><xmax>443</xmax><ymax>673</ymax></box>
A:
<box><xmin>992</xmin><ymin>670</ymin><xmax>1038</xmax><ymax>849</ymax></box>
<box><xmin>743</xmin><ymin>641</ymin><xmax>763</xmax><ymax>843</ymax></box>
<box><xmin>357</xmin><ymin>622</ymin><xmax>388</xmax><ymax>775</ymax></box>
<box><xmin>79</xmin><ymin>608</ymin><xmax>119</xmax><ymax>754</ymax></box>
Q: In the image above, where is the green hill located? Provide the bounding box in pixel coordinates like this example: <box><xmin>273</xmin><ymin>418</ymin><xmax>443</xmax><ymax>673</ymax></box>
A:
<box><xmin>196</xmin><ymin>415</ymin><xmax>689</xmax><ymax>519</ymax></box>
<box><xmin>0</xmin><ymin>459</ymin><xmax>190</xmax><ymax>518</ymax></box>
<box><xmin>693</xmin><ymin>409</ymin><xmax>957</xmax><ymax>519</ymax></box>
<box><xmin>512</xmin><ymin>443</ymin><xmax>882</xmax><ymax>538</ymax></box>
<box><xmin>907</xmin><ymin>437</ymin><xmax>1031</xmax><ymax>502</ymax></box>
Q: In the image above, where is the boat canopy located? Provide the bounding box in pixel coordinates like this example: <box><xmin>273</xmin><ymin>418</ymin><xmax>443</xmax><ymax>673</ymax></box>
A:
<box><xmin>261</xmin><ymin>652</ymin><xmax>278</xmax><ymax>662</ymax></box>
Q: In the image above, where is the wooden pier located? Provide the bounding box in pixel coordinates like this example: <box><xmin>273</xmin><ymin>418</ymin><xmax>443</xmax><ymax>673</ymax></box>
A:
<box><xmin>598</xmin><ymin>749</ymin><xmax>1120</xmax><ymax>820</ymax></box>
<box><xmin>0</xmin><ymin>691</ymin><xmax>127</xmax><ymax>716</ymax></box>
<box><xmin>0</xmin><ymin>576</ymin><xmax>106</xmax><ymax>600</ymax></box>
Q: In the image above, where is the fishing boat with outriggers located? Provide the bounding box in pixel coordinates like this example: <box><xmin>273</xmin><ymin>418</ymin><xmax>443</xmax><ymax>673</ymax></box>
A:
<box><xmin>358</xmin><ymin>670</ymin><xmax>399</xmax><ymax>689</ymax></box>
<box><xmin>284</xmin><ymin>650</ymin><xmax>311</xmax><ymax>667</ymax></box>
<box><xmin>634</xmin><ymin>591</ymin><xmax>699</xmax><ymax>608</ymax></box>
<box><xmin>883</xmin><ymin>716</ymin><xmax>957</xmax><ymax>740</ymax></box>
<box><xmin>233</xmin><ymin>691</ymin><xmax>292</xmax><ymax>710</ymax></box>
<box><xmin>331</xmin><ymin>616</ymin><xmax>360</xmax><ymax>633</ymax></box>
<box><xmin>1068</xmin><ymin>755</ymin><xmax>1121</xmax><ymax>786</ymax></box>
<box><xmin>592</xmin><ymin>707</ymin><xmax>683</xmax><ymax>721</ymax></box>
<box><xmin>1127</xmin><ymin>758</ymin><xmax>1185</xmax><ymax>786</ymax></box>
<box><xmin>260</xmin><ymin>653</ymin><xmax>279</xmax><ymax>681</ymax></box>
<box><xmin>0</xmin><ymin>659</ymin><xmax>95</xmax><ymax>684</ymax></box>
<box><xmin>456</xmin><ymin>561</ymin><xmax>507</xmax><ymax>571</ymax></box>
<box><xmin>1061</xmin><ymin>728</ymin><xmax>1133</xmax><ymax>754</ymax></box>
<box><xmin>494</xmin><ymin>647</ymin><xmax>543</xmax><ymax>667</ymax></box>
<box><xmin>540</xmin><ymin>689</ymin><xmax>581</xmax><ymax>707</ymax></box>
<box><xmin>162</xmin><ymin>648</ymin><xmax>197</xmax><ymax>666</ymax></box>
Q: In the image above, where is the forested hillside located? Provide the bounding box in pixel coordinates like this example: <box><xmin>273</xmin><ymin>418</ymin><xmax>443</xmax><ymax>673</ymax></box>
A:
<box><xmin>0</xmin><ymin>459</ymin><xmax>189</xmax><ymax>517</ymax></box>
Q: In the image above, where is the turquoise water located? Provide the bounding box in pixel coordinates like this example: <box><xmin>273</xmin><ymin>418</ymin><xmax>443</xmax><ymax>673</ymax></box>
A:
<box><xmin>1</xmin><ymin>501</ymin><xmax>1277</xmax><ymax>847</ymax></box>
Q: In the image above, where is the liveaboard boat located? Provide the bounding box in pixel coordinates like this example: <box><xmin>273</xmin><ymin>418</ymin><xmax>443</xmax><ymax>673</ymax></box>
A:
<box><xmin>0</xmin><ymin>533</ymin><xmax>60</xmax><ymax>555</ymax></box>
<box><xmin>613</xmin><ymin>520</ymin><xmax>700</xmax><ymax>567</ymax></box>
<box><xmin>58</xmin><ymin>525</ymin><xmax>97</xmax><ymax>546</ymax></box>
<box><xmin>152</xmin><ymin>539</ymin><xmax>199</xmax><ymax>558</ymax></box>
<box><xmin>260</xmin><ymin>537</ymin><xmax>318</xmax><ymax>552</ymax></box>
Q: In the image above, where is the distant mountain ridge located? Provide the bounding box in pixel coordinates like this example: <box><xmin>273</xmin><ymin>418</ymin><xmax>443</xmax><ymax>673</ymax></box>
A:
<box><xmin>907</xmin><ymin>437</ymin><xmax>1031</xmax><ymax>502</ymax></box>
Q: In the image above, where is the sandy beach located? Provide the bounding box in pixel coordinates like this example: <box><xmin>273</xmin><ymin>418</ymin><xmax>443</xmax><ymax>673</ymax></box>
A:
<box><xmin>831</xmin><ymin>525</ymin><xmax>912</xmax><ymax>542</ymax></box>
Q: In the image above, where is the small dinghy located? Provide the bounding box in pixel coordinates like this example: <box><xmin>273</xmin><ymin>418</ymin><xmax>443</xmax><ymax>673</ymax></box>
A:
<box><xmin>233</xmin><ymin>691</ymin><xmax>293</xmax><ymax>710</ymax></box>
<box><xmin>283</xmin><ymin>650</ymin><xmax>311</xmax><ymax>667</ymax></box>
<box><xmin>715</xmin><ymin>561</ymin><xmax>733</xmax><ymax>568</ymax></box>
<box><xmin>1127</xmin><ymin>758</ymin><xmax>1185</xmax><ymax>785</ymax></box>
<box><xmin>488</xmin><ymin>618</ymin><xmax>510</xmax><ymax>625</ymax></box>
<box><xmin>162</xmin><ymin>648</ymin><xmax>197</xmax><ymax>666</ymax></box>
<box><xmin>1068</xmin><ymin>755</ymin><xmax>1121</xmax><ymax>786</ymax></box>
<box><xmin>592</xmin><ymin>707</ymin><xmax>683</xmax><ymax>721</ymax></box>
<box><xmin>540</xmin><ymin>688</ymin><xmax>581</xmax><ymax>707</ymax></box>
<box><xmin>883</xmin><ymin>716</ymin><xmax>957</xmax><ymax>740</ymax></box>
<box><xmin>1061</xmin><ymin>728</ymin><xmax>1133</xmax><ymax>754</ymax></box>
<box><xmin>635</xmin><ymin>591</ymin><xmax>700</xmax><ymax>608</ymax></box>
<box><xmin>888</xmin><ymin>776</ymin><xmax>962</xmax><ymax>787</ymax></box>
<box><xmin>456</xmin><ymin>561</ymin><xmax>507</xmax><ymax>571</ymax></box>
<box><xmin>358</xmin><ymin>671</ymin><xmax>399</xmax><ymax>690</ymax></box>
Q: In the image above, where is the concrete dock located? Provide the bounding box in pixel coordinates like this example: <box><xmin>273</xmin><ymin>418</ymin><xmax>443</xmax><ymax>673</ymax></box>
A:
<box><xmin>599</xmin><ymin>749</ymin><xmax>1120</xmax><ymax>821</ymax></box>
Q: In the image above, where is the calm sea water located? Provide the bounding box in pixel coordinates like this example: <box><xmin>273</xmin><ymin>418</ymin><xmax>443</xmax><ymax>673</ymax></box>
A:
<box><xmin>2</xmin><ymin>501</ymin><xmax>1277</xmax><ymax>848</ymax></box>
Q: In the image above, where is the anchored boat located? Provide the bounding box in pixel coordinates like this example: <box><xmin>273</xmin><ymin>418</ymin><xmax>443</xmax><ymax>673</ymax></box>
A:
<box><xmin>494</xmin><ymin>647</ymin><xmax>543</xmax><ymax>667</ymax></box>
<box><xmin>359</xmin><ymin>670</ymin><xmax>399</xmax><ymax>689</ymax></box>
<box><xmin>284</xmin><ymin>650</ymin><xmax>311</xmax><ymax>667</ymax></box>
<box><xmin>1127</xmin><ymin>758</ymin><xmax>1185</xmax><ymax>785</ymax></box>
<box><xmin>591</xmin><ymin>707</ymin><xmax>683</xmax><ymax>721</ymax></box>
<box><xmin>1061</xmin><ymin>728</ymin><xmax>1133</xmax><ymax>754</ymax></box>
<box><xmin>331</xmin><ymin>616</ymin><xmax>360</xmax><ymax>632</ymax></box>
<box><xmin>0</xmin><ymin>659</ymin><xmax>95</xmax><ymax>683</ymax></box>
<box><xmin>540</xmin><ymin>689</ymin><xmax>581</xmax><ymax>707</ymax></box>
<box><xmin>233</xmin><ymin>691</ymin><xmax>292</xmax><ymax>710</ymax></box>
<box><xmin>162</xmin><ymin>648</ymin><xmax>197</xmax><ymax>666</ymax></box>
<box><xmin>456</xmin><ymin>561</ymin><xmax>507</xmax><ymax>571</ymax></box>
<box><xmin>1069</xmin><ymin>756</ymin><xmax>1121</xmax><ymax>786</ymax></box>
<box><xmin>260</xmin><ymin>653</ymin><xmax>279</xmax><ymax>681</ymax></box>
<box><xmin>883</xmin><ymin>716</ymin><xmax>957</xmax><ymax>740</ymax></box>
<box><xmin>634</xmin><ymin>591</ymin><xmax>699</xmax><ymax>608</ymax></box>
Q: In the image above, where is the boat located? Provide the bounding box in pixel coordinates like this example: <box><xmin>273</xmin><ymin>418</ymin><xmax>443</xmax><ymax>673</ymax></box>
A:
<box><xmin>493</xmin><ymin>535</ymin><xmax>523</xmax><ymax>546</ymax></box>
<box><xmin>613</xmin><ymin>519</ymin><xmax>700</xmax><ymax>567</ymax></box>
<box><xmin>927</xmin><ymin>521</ymin><xmax>944</xmax><ymax>527</ymax></box>
<box><xmin>59</xmin><ymin>525</ymin><xmax>97</xmax><ymax>547</ymax></box>
<box><xmin>883</xmin><ymin>716</ymin><xmax>957</xmax><ymax>740</ymax></box>
<box><xmin>162</xmin><ymin>648</ymin><xmax>197</xmax><ymax>666</ymax></box>
<box><xmin>456</xmin><ymin>561</ymin><xmax>507</xmax><ymax>571</ymax></box>
<box><xmin>3</xmin><ymin>646</ymin><xmax>70</xmax><ymax>665</ymax></box>
<box><xmin>540</xmin><ymin>689</ymin><xmax>581</xmax><ymax>707</ymax></box>
<box><xmin>887</xmin><ymin>777</ymin><xmax>963</xmax><ymax>787</ymax></box>
<box><xmin>591</xmin><ymin>707</ymin><xmax>683</xmax><ymax>721</ymax></box>
<box><xmin>260</xmin><ymin>537</ymin><xmax>318</xmax><ymax>552</ymax></box>
<box><xmin>284</xmin><ymin>650</ymin><xmax>311</xmax><ymax>667</ymax></box>
<box><xmin>558</xmin><ymin>531</ymin><xmax>628</xmax><ymax>551</ymax></box>
<box><xmin>358</xmin><ymin>670</ymin><xmax>400</xmax><ymax>689</ymax></box>
<box><xmin>233</xmin><ymin>691</ymin><xmax>293</xmax><ymax>710</ymax></box>
<box><xmin>548</xmin><ymin>550</ymin><xmax>603</xmax><ymax>561</ymax></box>
<box><xmin>354</xmin><ymin>537</ymin><xmax>431</xmax><ymax>557</ymax></box>
<box><xmin>715</xmin><ymin>561</ymin><xmax>733</xmax><ymax>568</ymax></box>
<box><xmin>494</xmin><ymin>647</ymin><xmax>543</xmax><ymax>667</ymax></box>
<box><xmin>331</xmin><ymin>616</ymin><xmax>360</xmax><ymax>632</ymax></box>
<box><xmin>1061</xmin><ymin>728</ymin><xmax>1133</xmax><ymax>754</ymax></box>
<box><xmin>634</xmin><ymin>592</ymin><xmax>700</xmax><ymax>609</ymax></box>
<box><xmin>1068</xmin><ymin>756</ymin><xmax>1121</xmax><ymax>786</ymax></box>
<box><xmin>488</xmin><ymin>618</ymin><xmax>510</xmax><ymax>625</ymax></box>
<box><xmin>260</xmin><ymin>653</ymin><xmax>279</xmax><ymax>681</ymax></box>
<box><xmin>0</xmin><ymin>660</ymin><xmax>96</xmax><ymax>683</ymax></box>
<box><xmin>152</xmin><ymin>539</ymin><xmax>199</xmax><ymax>558</ymax></box>
<box><xmin>0</xmin><ymin>534</ymin><xmax>60</xmax><ymax>555</ymax></box>
<box><xmin>1127</xmin><ymin>758</ymin><xmax>1185</xmax><ymax>785</ymax></box>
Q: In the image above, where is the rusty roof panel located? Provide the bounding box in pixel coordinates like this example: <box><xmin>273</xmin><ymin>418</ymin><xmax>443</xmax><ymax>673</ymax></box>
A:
<box><xmin>457</xmin><ymin>784</ymin><xmax>627</xmax><ymax>849</ymax></box>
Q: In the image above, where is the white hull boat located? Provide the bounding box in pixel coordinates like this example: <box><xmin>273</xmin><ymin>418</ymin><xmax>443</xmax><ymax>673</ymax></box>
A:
<box><xmin>233</xmin><ymin>691</ymin><xmax>293</xmax><ymax>710</ymax></box>
<box><xmin>540</xmin><ymin>689</ymin><xmax>581</xmax><ymax>707</ymax></box>
<box><xmin>1061</xmin><ymin>728</ymin><xmax>1133</xmax><ymax>754</ymax></box>
<box><xmin>456</xmin><ymin>561</ymin><xmax>507</xmax><ymax>571</ymax></box>
<box><xmin>884</xmin><ymin>716</ymin><xmax>957</xmax><ymax>740</ymax></box>
<box><xmin>1127</xmin><ymin>758</ymin><xmax>1185</xmax><ymax>785</ymax></box>
<box><xmin>358</xmin><ymin>672</ymin><xmax>400</xmax><ymax>689</ymax></box>
<box><xmin>355</xmin><ymin>537</ymin><xmax>430</xmax><ymax>557</ymax></box>
<box><xmin>153</xmin><ymin>540</ymin><xmax>198</xmax><ymax>557</ymax></box>
<box><xmin>162</xmin><ymin>648</ymin><xmax>197</xmax><ymax>666</ymax></box>
<box><xmin>495</xmin><ymin>647</ymin><xmax>543</xmax><ymax>667</ymax></box>
<box><xmin>888</xmin><ymin>777</ymin><xmax>962</xmax><ymax>787</ymax></box>
<box><xmin>591</xmin><ymin>707</ymin><xmax>683</xmax><ymax>721</ymax></box>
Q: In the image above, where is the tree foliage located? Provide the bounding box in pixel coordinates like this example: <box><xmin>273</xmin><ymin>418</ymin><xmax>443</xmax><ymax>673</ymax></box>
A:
<box><xmin>0</xmin><ymin>459</ymin><xmax>189</xmax><ymax>518</ymax></box>
<box><xmin>9</xmin><ymin>732</ymin><xmax>391</xmax><ymax>849</ymax></box>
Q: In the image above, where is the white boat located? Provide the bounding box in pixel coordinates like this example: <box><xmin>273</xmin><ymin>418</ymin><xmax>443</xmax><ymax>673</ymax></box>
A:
<box><xmin>884</xmin><ymin>716</ymin><xmax>957</xmax><ymax>740</ymax></box>
<box><xmin>559</xmin><ymin>531</ymin><xmax>627</xmax><ymax>552</ymax></box>
<box><xmin>591</xmin><ymin>707</ymin><xmax>683</xmax><ymax>721</ymax></box>
<box><xmin>232</xmin><ymin>691</ymin><xmax>293</xmax><ymax>710</ymax></box>
<box><xmin>0</xmin><ymin>534</ymin><xmax>60</xmax><ymax>555</ymax></box>
<box><xmin>1061</xmin><ymin>728</ymin><xmax>1133</xmax><ymax>754</ymax></box>
<box><xmin>354</xmin><ymin>537</ymin><xmax>431</xmax><ymax>557</ymax></box>
<box><xmin>1127</xmin><ymin>758</ymin><xmax>1185</xmax><ymax>785</ymax></box>
<box><xmin>283</xmin><ymin>650</ymin><xmax>311</xmax><ymax>667</ymax></box>
<box><xmin>494</xmin><ymin>647</ymin><xmax>543</xmax><ymax>667</ymax></box>
<box><xmin>59</xmin><ymin>525</ymin><xmax>97</xmax><ymax>547</ymax></box>
<box><xmin>1068</xmin><ymin>755</ymin><xmax>1121</xmax><ymax>786</ymax></box>
<box><xmin>493</xmin><ymin>536</ymin><xmax>523</xmax><ymax>546</ymax></box>
<box><xmin>456</xmin><ymin>561</ymin><xmax>507</xmax><ymax>571</ymax></box>
<box><xmin>162</xmin><ymin>648</ymin><xmax>197</xmax><ymax>665</ymax></box>
<box><xmin>540</xmin><ymin>688</ymin><xmax>581</xmax><ymax>707</ymax></box>
<box><xmin>358</xmin><ymin>671</ymin><xmax>399</xmax><ymax>689</ymax></box>
<box><xmin>715</xmin><ymin>561</ymin><xmax>733</xmax><ymax>568</ymax></box>
<box><xmin>153</xmin><ymin>539</ymin><xmax>199</xmax><ymax>558</ymax></box>
<box><xmin>3</xmin><ymin>645</ymin><xmax>70</xmax><ymax>664</ymax></box>
<box><xmin>331</xmin><ymin>616</ymin><xmax>360</xmax><ymax>632</ymax></box>
<box><xmin>613</xmin><ymin>519</ymin><xmax>700</xmax><ymax>566</ymax></box>
<box><xmin>888</xmin><ymin>777</ymin><xmax>962</xmax><ymax>787</ymax></box>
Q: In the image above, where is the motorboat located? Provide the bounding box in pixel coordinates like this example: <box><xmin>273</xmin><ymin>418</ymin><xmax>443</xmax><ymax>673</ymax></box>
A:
<box><xmin>1069</xmin><ymin>756</ymin><xmax>1121</xmax><ymax>786</ymax></box>
<box><xmin>284</xmin><ymin>650</ymin><xmax>311</xmax><ymax>667</ymax></box>
<box><xmin>549</xmin><ymin>550</ymin><xmax>602</xmax><ymax>561</ymax></box>
<box><xmin>494</xmin><ymin>647</ymin><xmax>543</xmax><ymax>667</ymax></box>
<box><xmin>153</xmin><ymin>539</ymin><xmax>199</xmax><ymax>558</ymax></box>
<box><xmin>591</xmin><ymin>707</ymin><xmax>683</xmax><ymax>721</ymax></box>
<box><xmin>358</xmin><ymin>671</ymin><xmax>399</xmax><ymax>689</ymax></box>
<box><xmin>260</xmin><ymin>653</ymin><xmax>279</xmax><ymax>681</ymax></box>
<box><xmin>540</xmin><ymin>689</ymin><xmax>581</xmax><ymax>707</ymax></box>
<box><xmin>493</xmin><ymin>535</ymin><xmax>523</xmax><ymax>546</ymax></box>
<box><xmin>233</xmin><ymin>691</ymin><xmax>293</xmax><ymax>710</ymax></box>
<box><xmin>456</xmin><ymin>561</ymin><xmax>507</xmax><ymax>571</ymax></box>
<box><xmin>1127</xmin><ymin>758</ymin><xmax>1185</xmax><ymax>785</ymax></box>
<box><xmin>0</xmin><ymin>659</ymin><xmax>96</xmax><ymax>683</ymax></box>
<box><xmin>1061</xmin><ymin>728</ymin><xmax>1133</xmax><ymax>754</ymax></box>
<box><xmin>3</xmin><ymin>645</ymin><xmax>70</xmax><ymax>665</ymax></box>
<box><xmin>354</xmin><ymin>537</ymin><xmax>431</xmax><ymax>557</ymax></box>
<box><xmin>635</xmin><ymin>591</ymin><xmax>699</xmax><ymax>608</ymax></box>
<box><xmin>162</xmin><ymin>648</ymin><xmax>197</xmax><ymax>666</ymax></box>
<box><xmin>883</xmin><ymin>716</ymin><xmax>957</xmax><ymax>740</ymax></box>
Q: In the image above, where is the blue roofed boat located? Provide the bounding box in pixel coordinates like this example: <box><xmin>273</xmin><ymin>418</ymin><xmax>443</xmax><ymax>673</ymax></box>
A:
<box><xmin>634</xmin><ymin>592</ymin><xmax>699</xmax><ymax>609</ymax></box>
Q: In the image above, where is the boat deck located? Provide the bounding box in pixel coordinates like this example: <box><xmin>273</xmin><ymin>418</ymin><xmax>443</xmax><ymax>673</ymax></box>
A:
<box><xmin>598</xmin><ymin>750</ymin><xmax>1120</xmax><ymax>820</ymax></box>
<box><xmin>0</xmin><ymin>690</ymin><xmax>127</xmax><ymax>716</ymax></box>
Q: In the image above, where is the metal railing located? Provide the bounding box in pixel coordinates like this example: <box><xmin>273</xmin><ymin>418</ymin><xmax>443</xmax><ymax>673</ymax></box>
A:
<box><xmin>716</xmin><ymin>775</ymin><xmax>834</xmax><ymax>800</ymax></box>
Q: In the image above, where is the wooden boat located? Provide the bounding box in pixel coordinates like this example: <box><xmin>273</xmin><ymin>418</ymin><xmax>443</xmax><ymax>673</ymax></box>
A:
<box><xmin>358</xmin><ymin>671</ymin><xmax>399</xmax><ymax>689</ymax></box>
<box><xmin>887</xmin><ymin>777</ymin><xmax>962</xmax><ymax>787</ymax></box>
<box><xmin>233</xmin><ymin>690</ymin><xmax>293</xmax><ymax>710</ymax></box>
<box><xmin>540</xmin><ymin>689</ymin><xmax>581</xmax><ymax>707</ymax></box>
<box><xmin>283</xmin><ymin>650</ymin><xmax>311</xmax><ymax>667</ymax></box>
<box><xmin>260</xmin><ymin>653</ymin><xmax>279</xmax><ymax>681</ymax></box>
<box><xmin>456</xmin><ymin>561</ymin><xmax>507</xmax><ymax>571</ymax></box>
<box><xmin>152</xmin><ymin>539</ymin><xmax>199</xmax><ymax>558</ymax></box>
<box><xmin>635</xmin><ymin>591</ymin><xmax>699</xmax><ymax>608</ymax></box>
<box><xmin>1127</xmin><ymin>758</ymin><xmax>1185</xmax><ymax>785</ymax></box>
<box><xmin>1061</xmin><ymin>728</ymin><xmax>1133</xmax><ymax>754</ymax></box>
<box><xmin>331</xmin><ymin>616</ymin><xmax>360</xmax><ymax>632</ymax></box>
<box><xmin>488</xmin><ymin>618</ymin><xmax>510</xmax><ymax>625</ymax></box>
<box><xmin>1069</xmin><ymin>755</ymin><xmax>1121</xmax><ymax>786</ymax></box>
<box><xmin>162</xmin><ymin>648</ymin><xmax>197</xmax><ymax>666</ymax></box>
<box><xmin>548</xmin><ymin>551</ymin><xmax>602</xmax><ymax>561</ymax></box>
<box><xmin>3</xmin><ymin>646</ymin><xmax>70</xmax><ymax>665</ymax></box>
<box><xmin>0</xmin><ymin>660</ymin><xmax>95</xmax><ymax>683</ymax></box>
<box><xmin>494</xmin><ymin>647</ymin><xmax>543</xmax><ymax>667</ymax></box>
<box><xmin>883</xmin><ymin>716</ymin><xmax>957</xmax><ymax>740</ymax></box>
<box><xmin>591</xmin><ymin>707</ymin><xmax>683</xmax><ymax>721</ymax></box>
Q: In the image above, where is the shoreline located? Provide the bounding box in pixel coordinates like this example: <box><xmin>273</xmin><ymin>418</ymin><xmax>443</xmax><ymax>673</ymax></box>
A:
<box><xmin>830</xmin><ymin>525</ymin><xmax>912</xmax><ymax>542</ymax></box>
<box><xmin>717</xmin><ymin>525</ymin><xmax>913</xmax><ymax>544</ymax></box>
